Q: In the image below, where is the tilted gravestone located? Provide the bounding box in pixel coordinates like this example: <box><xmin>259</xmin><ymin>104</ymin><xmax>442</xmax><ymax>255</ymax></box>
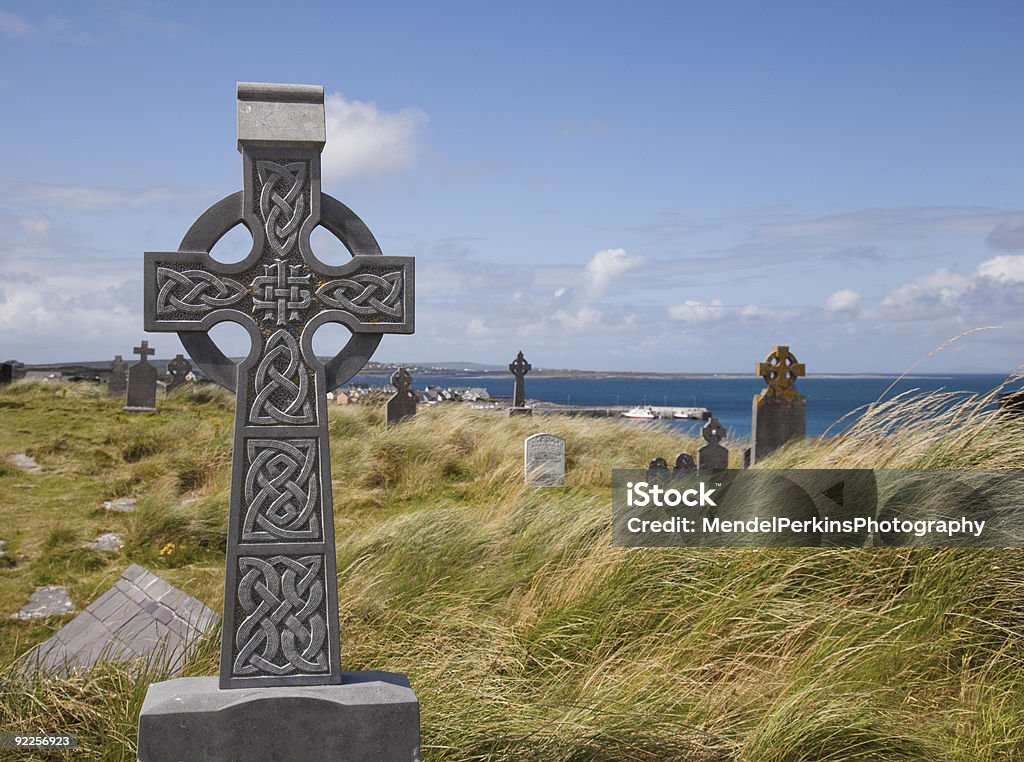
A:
<box><xmin>751</xmin><ymin>345</ymin><xmax>806</xmax><ymax>465</ymax></box>
<box><xmin>108</xmin><ymin>354</ymin><xmax>127</xmax><ymax>396</ymax></box>
<box><xmin>166</xmin><ymin>354</ymin><xmax>192</xmax><ymax>392</ymax></box>
<box><xmin>508</xmin><ymin>349</ymin><xmax>532</xmax><ymax>416</ymax></box>
<box><xmin>124</xmin><ymin>341</ymin><xmax>157</xmax><ymax>412</ymax></box>
<box><xmin>524</xmin><ymin>433</ymin><xmax>565</xmax><ymax>487</ymax></box>
<box><xmin>386</xmin><ymin>366</ymin><xmax>416</xmax><ymax>426</ymax></box>
<box><xmin>136</xmin><ymin>83</ymin><xmax>419</xmax><ymax>761</ymax></box>
<box><xmin>697</xmin><ymin>417</ymin><xmax>729</xmax><ymax>470</ymax></box>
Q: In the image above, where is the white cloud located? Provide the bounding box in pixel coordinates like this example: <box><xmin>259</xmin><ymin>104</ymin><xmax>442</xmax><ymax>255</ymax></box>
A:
<box><xmin>668</xmin><ymin>298</ymin><xmax>725</xmax><ymax>323</ymax></box>
<box><xmin>825</xmin><ymin>289</ymin><xmax>860</xmax><ymax>313</ymax></box>
<box><xmin>584</xmin><ymin>247</ymin><xmax>642</xmax><ymax>295</ymax></box>
<box><xmin>977</xmin><ymin>254</ymin><xmax>1024</xmax><ymax>283</ymax></box>
<box><xmin>322</xmin><ymin>93</ymin><xmax>428</xmax><ymax>182</ymax></box>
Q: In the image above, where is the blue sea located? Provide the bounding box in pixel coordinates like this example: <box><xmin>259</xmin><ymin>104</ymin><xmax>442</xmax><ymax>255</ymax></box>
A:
<box><xmin>349</xmin><ymin>373</ymin><xmax>1015</xmax><ymax>440</ymax></box>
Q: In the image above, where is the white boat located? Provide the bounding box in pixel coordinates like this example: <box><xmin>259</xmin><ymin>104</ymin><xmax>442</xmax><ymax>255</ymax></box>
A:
<box><xmin>623</xmin><ymin>406</ymin><xmax>658</xmax><ymax>420</ymax></box>
<box><xmin>672</xmin><ymin>407</ymin><xmax>711</xmax><ymax>420</ymax></box>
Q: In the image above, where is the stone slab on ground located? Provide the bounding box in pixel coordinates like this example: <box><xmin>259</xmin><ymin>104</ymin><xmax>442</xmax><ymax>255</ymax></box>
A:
<box><xmin>90</xmin><ymin>533</ymin><xmax>124</xmax><ymax>552</ymax></box>
<box><xmin>102</xmin><ymin>498</ymin><xmax>137</xmax><ymax>513</ymax></box>
<box><xmin>14</xmin><ymin>586</ymin><xmax>74</xmax><ymax>619</ymax></box>
<box><xmin>5</xmin><ymin>453</ymin><xmax>41</xmax><ymax>473</ymax></box>
<box><xmin>137</xmin><ymin>672</ymin><xmax>421</xmax><ymax>762</ymax></box>
<box><xmin>22</xmin><ymin>564</ymin><xmax>216</xmax><ymax>677</ymax></box>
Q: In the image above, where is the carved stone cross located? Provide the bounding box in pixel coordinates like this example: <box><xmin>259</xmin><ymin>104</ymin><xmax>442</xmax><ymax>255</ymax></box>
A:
<box><xmin>509</xmin><ymin>350</ymin><xmax>532</xmax><ymax>408</ymax></box>
<box><xmin>166</xmin><ymin>354</ymin><xmax>192</xmax><ymax>392</ymax></box>
<box><xmin>134</xmin><ymin>340</ymin><xmax>156</xmax><ymax>361</ymax></box>
<box><xmin>756</xmin><ymin>345</ymin><xmax>805</xmax><ymax>403</ymax></box>
<box><xmin>143</xmin><ymin>83</ymin><xmax>414</xmax><ymax>689</ymax></box>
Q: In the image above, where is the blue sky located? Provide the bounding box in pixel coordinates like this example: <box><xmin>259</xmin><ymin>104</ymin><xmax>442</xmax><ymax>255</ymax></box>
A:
<box><xmin>2</xmin><ymin>1</ymin><xmax>1023</xmax><ymax>372</ymax></box>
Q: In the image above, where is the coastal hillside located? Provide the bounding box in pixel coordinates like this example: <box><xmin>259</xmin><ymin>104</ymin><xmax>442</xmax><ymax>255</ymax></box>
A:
<box><xmin>0</xmin><ymin>380</ymin><xmax>1022</xmax><ymax>761</ymax></box>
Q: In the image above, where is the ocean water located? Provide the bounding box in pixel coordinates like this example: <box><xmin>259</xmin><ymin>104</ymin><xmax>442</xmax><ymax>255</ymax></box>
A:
<box><xmin>349</xmin><ymin>373</ymin><xmax>1014</xmax><ymax>440</ymax></box>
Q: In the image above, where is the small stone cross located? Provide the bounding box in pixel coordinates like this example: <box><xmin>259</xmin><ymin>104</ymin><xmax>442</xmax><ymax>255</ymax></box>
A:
<box><xmin>697</xmin><ymin>417</ymin><xmax>729</xmax><ymax>470</ymax></box>
<box><xmin>391</xmin><ymin>366</ymin><xmax>412</xmax><ymax>394</ymax></box>
<box><xmin>509</xmin><ymin>350</ymin><xmax>532</xmax><ymax>408</ymax></box>
<box><xmin>756</xmin><ymin>345</ymin><xmax>805</xmax><ymax>403</ymax></box>
<box><xmin>166</xmin><ymin>354</ymin><xmax>192</xmax><ymax>391</ymax></box>
<box><xmin>142</xmin><ymin>83</ymin><xmax>414</xmax><ymax>689</ymax></box>
<box><xmin>134</xmin><ymin>341</ymin><xmax>156</xmax><ymax>362</ymax></box>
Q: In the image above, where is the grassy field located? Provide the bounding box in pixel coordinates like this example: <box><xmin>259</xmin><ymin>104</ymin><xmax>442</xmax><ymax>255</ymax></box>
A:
<box><xmin>0</xmin><ymin>379</ymin><xmax>1022</xmax><ymax>761</ymax></box>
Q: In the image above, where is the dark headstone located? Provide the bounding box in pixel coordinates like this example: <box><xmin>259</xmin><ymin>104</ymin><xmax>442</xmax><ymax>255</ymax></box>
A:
<box><xmin>0</xmin><ymin>361</ymin><xmax>13</xmax><ymax>385</ymax></box>
<box><xmin>508</xmin><ymin>350</ymin><xmax>532</xmax><ymax>416</ymax></box>
<box><xmin>649</xmin><ymin>457</ymin><xmax>669</xmax><ymax>470</ymax></box>
<box><xmin>697</xmin><ymin>417</ymin><xmax>729</xmax><ymax>470</ymax></box>
<box><xmin>673</xmin><ymin>452</ymin><xmax>696</xmax><ymax>471</ymax></box>
<box><xmin>750</xmin><ymin>345</ymin><xmax>806</xmax><ymax>464</ymax></box>
<box><xmin>137</xmin><ymin>81</ymin><xmax>420</xmax><ymax>761</ymax></box>
<box><xmin>22</xmin><ymin>565</ymin><xmax>215</xmax><ymax>677</ymax></box>
<box><xmin>524</xmin><ymin>433</ymin><xmax>566</xmax><ymax>486</ymax></box>
<box><xmin>108</xmin><ymin>355</ymin><xmax>127</xmax><ymax>396</ymax></box>
<box><xmin>166</xmin><ymin>354</ymin><xmax>192</xmax><ymax>392</ymax></box>
<box><xmin>386</xmin><ymin>367</ymin><xmax>417</xmax><ymax>426</ymax></box>
<box><xmin>125</xmin><ymin>341</ymin><xmax>157</xmax><ymax>412</ymax></box>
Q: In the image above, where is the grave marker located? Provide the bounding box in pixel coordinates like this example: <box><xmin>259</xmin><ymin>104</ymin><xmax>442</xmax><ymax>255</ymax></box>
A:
<box><xmin>697</xmin><ymin>417</ymin><xmax>729</xmax><ymax>470</ymax></box>
<box><xmin>108</xmin><ymin>354</ymin><xmax>127</xmax><ymax>396</ymax></box>
<box><xmin>509</xmin><ymin>350</ymin><xmax>532</xmax><ymax>416</ymax></box>
<box><xmin>524</xmin><ymin>433</ymin><xmax>566</xmax><ymax>486</ymax></box>
<box><xmin>386</xmin><ymin>366</ymin><xmax>417</xmax><ymax>426</ymax></box>
<box><xmin>125</xmin><ymin>341</ymin><xmax>157</xmax><ymax>412</ymax></box>
<box><xmin>751</xmin><ymin>345</ymin><xmax>806</xmax><ymax>465</ymax></box>
<box><xmin>0</xmin><ymin>361</ymin><xmax>13</xmax><ymax>385</ymax></box>
<box><xmin>673</xmin><ymin>452</ymin><xmax>696</xmax><ymax>471</ymax></box>
<box><xmin>166</xmin><ymin>354</ymin><xmax>192</xmax><ymax>392</ymax></box>
<box><xmin>136</xmin><ymin>82</ymin><xmax>419</xmax><ymax>761</ymax></box>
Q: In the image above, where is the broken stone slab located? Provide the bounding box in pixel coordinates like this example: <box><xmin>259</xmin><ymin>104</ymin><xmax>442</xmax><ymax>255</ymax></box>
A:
<box><xmin>20</xmin><ymin>564</ymin><xmax>217</xmax><ymax>678</ymax></box>
<box><xmin>102</xmin><ymin>498</ymin><xmax>137</xmax><ymax>513</ymax></box>
<box><xmin>13</xmin><ymin>586</ymin><xmax>75</xmax><ymax>619</ymax></box>
<box><xmin>5</xmin><ymin>453</ymin><xmax>41</xmax><ymax>473</ymax></box>
<box><xmin>90</xmin><ymin>533</ymin><xmax>124</xmax><ymax>552</ymax></box>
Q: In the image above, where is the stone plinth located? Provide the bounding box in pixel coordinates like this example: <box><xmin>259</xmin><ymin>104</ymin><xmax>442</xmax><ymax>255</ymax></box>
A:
<box><xmin>508</xmin><ymin>406</ymin><xmax>532</xmax><ymax>417</ymax></box>
<box><xmin>137</xmin><ymin>672</ymin><xmax>421</xmax><ymax>762</ymax></box>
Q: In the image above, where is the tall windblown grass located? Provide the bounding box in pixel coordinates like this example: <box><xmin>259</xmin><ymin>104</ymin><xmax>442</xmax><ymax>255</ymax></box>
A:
<box><xmin>0</xmin><ymin>379</ymin><xmax>1022</xmax><ymax>760</ymax></box>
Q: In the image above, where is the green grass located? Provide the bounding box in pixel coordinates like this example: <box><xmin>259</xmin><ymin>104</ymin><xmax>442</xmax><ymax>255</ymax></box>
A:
<box><xmin>0</xmin><ymin>378</ymin><xmax>1022</xmax><ymax>760</ymax></box>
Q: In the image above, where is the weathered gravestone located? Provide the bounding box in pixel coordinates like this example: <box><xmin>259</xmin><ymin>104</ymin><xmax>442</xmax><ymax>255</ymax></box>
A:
<box><xmin>166</xmin><ymin>353</ymin><xmax>192</xmax><ymax>392</ymax></box>
<box><xmin>697</xmin><ymin>417</ymin><xmax>729</xmax><ymax>470</ymax></box>
<box><xmin>125</xmin><ymin>341</ymin><xmax>158</xmax><ymax>412</ymax></box>
<box><xmin>508</xmin><ymin>349</ymin><xmax>532</xmax><ymax>416</ymax></box>
<box><xmin>386</xmin><ymin>366</ymin><xmax>417</xmax><ymax>426</ymax></box>
<box><xmin>673</xmin><ymin>452</ymin><xmax>696</xmax><ymax>471</ymax></box>
<box><xmin>137</xmin><ymin>82</ymin><xmax>419</xmax><ymax>761</ymax></box>
<box><xmin>22</xmin><ymin>564</ymin><xmax>215</xmax><ymax>677</ymax></box>
<box><xmin>0</xmin><ymin>361</ymin><xmax>13</xmax><ymax>385</ymax></box>
<box><xmin>108</xmin><ymin>354</ymin><xmax>127</xmax><ymax>396</ymax></box>
<box><xmin>524</xmin><ymin>433</ymin><xmax>566</xmax><ymax>487</ymax></box>
<box><xmin>751</xmin><ymin>345</ymin><xmax>806</xmax><ymax>465</ymax></box>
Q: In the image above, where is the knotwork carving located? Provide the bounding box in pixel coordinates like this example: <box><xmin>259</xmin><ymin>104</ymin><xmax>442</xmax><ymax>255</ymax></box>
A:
<box><xmin>155</xmin><ymin>267</ymin><xmax>247</xmax><ymax>315</ymax></box>
<box><xmin>234</xmin><ymin>555</ymin><xmax>328</xmax><ymax>676</ymax></box>
<box><xmin>243</xmin><ymin>439</ymin><xmax>320</xmax><ymax>541</ymax></box>
<box><xmin>257</xmin><ymin>160</ymin><xmax>307</xmax><ymax>257</ymax></box>
<box><xmin>756</xmin><ymin>345</ymin><xmax>806</xmax><ymax>404</ymax></box>
<box><xmin>315</xmin><ymin>271</ymin><xmax>404</xmax><ymax>319</ymax></box>
<box><xmin>252</xmin><ymin>259</ymin><xmax>313</xmax><ymax>325</ymax></box>
<box><xmin>249</xmin><ymin>329</ymin><xmax>314</xmax><ymax>425</ymax></box>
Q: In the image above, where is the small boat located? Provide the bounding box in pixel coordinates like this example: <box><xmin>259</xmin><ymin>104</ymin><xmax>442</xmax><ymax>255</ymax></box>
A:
<box><xmin>672</xmin><ymin>407</ymin><xmax>711</xmax><ymax>420</ymax></box>
<box><xmin>623</xmin><ymin>406</ymin><xmax>658</xmax><ymax>420</ymax></box>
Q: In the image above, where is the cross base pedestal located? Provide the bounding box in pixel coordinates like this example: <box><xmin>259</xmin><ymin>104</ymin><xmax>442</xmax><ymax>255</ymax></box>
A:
<box><xmin>508</xmin><ymin>407</ymin><xmax>533</xmax><ymax>417</ymax></box>
<box><xmin>137</xmin><ymin>672</ymin><xmax>421</xmax><ymax>762</ymax></box>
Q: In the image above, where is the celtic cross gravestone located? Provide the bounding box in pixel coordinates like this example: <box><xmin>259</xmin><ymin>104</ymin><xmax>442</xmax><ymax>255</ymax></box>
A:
<box><xmin>751</xmin><ymin>345</ymin><xmax>806</xmax><ymax>464</ymax></box>
<box><xmin>124</xmin><ymin>341</ymin><xmax>157</xmax><ymax>412</ymax></box>
<box><xmin>697</xmin><ymin>417</ymin><xmax>729</xmax><ymax>470</ymax></box>
<box><xmin>508</xmin><ymin>349</ymin><xmax>532</xmax><ymax>416</ymax></box>
<box><xmin>386</xmin><ymin>366</ymin><xmax>417</xmax><ymax>426</ymax></box>
<box><xmin>166</xmin><ymin>354</ymin><xmax>192</xmax><ymax>392</ymax></box>
<box><xmin>136</xmin><ymin>83</ymin><xmax>419</xmax><ymax>762</ymax></box>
